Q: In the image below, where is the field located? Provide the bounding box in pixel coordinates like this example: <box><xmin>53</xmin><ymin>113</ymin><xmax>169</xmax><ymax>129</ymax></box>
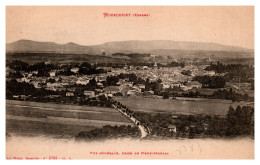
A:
<box><xmin>115</xmin><ymin>96</ymin><xmax>254</xmax><ymax>116</ymax></box>
<box><xmin>6</xmin><ymin>100</ymin><xmax>133</xmax><ymax>138</ymax></box>
<box><xmin>6</xmin><ymin>53</ymin><xmax>131</xmax><ymax>64</ymax></box>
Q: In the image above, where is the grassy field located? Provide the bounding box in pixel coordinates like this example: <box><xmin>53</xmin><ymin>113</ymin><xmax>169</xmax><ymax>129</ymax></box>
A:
<box><xmin>115</xmin><ymin>96</ymin><xmax>254</xmax><ymax>116</ymax></box>
<box><xmin>6</xmin><ymin>100</ymin><xmax>133</xmax><ymax>138</ymax></box>
<box><xmin>6</xmin><ymin>53</ymin><xmax>130</xmax><ymax>64</ymax></box>
<box><xmin>6</xmin><ymin>119</ymin><xmax>97</xmax><ymax>138</ymax></box>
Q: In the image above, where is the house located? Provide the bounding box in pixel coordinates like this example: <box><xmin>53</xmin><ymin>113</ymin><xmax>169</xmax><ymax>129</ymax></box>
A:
<box><xmin>203</xmin><ymin>123</ymin><xmax>209</xmax><ymax>131</ymax></box>
<box><xmin>49</xmin><ymin>71</ymin><xmax>56</xmax><ymax>77</ymax></box>
<box><xmin>107</xmin><ymin>94</ymin><xmax>113</xmax><ymax>98</ymax></box>
<box><xmin>76</xmin><ymin>79</ymin><xmax>89</xmax><ymax>85</ymax></box>
<box><xmin>84</xmin><ymin>91</ymin><xmax>95</xmax><ymax>98</ymax></box>
<box><xmin>186</xmin><ymin>81</ymin><xmax>202</xmax><ymax>89</ymax></box>
<box><xmin>143</xmin><ymin>90</ymin><xmax>154</xmax><ymax>95</ymax></box>
<box><xmin>97</xmin><ymin>82</ymin><xmax>104</xmax><ymax>87</ymax></box>
<box><xmin>66</xmin><ymin>92</ymin><xmax>74</xmax><ymax>97</ymax></box>
<box><xmin>95</xmin><ymin>89</ymin><xmax>102</xmax><ymax>93</ymax></box>
<box><xmin>206</xmin><ymin>70</ymin><xmax>215</xmax><ymax>76</ymax></box>
<box><xmin>180</xmin><ymin>85</ymin><xmax>189</xmax><ymax>91</ymax></box>
<box><xmin>168</xmin><ymin>125</ymin><xmax>177</xmax><ymax>133</ymax></box>
<box><xmin>13</xmin><ymin>95</ymin><xmax>19</xmax><ymax>99</ymax></box>
<box><xmin>163</xmin><ymin>84</ymin><xmax>170</xmax><ymax>89</ymax></box>
<box><xmin>143</xmin><ymin>66</ymin><xmax>149</xmax><ymax>70</ymax></box>
<box><xmin>96</xmin><ymin>76</ymin><xmax>106</xmax><ymax>82</ymax></box>
<box><xmin>31</xmin><ymin>70</ymin><xmax>38</xmax><ymax>75</ymax></box>
<box><xmin>138</xmin><ymin>84</ymin><xmax>145</xmax><ymax>89</ymax></box>
<box><xmin>67</xmin><ymin>87</ymin><xmax>76</xmax><ymax>92</ymax></box>
<box><xmin>104</xmin><ymin>86</ymin><xmax>120</xmax><ymax>94</ymax></box>
<box><xmin>180</xmin><ymin>81</ymin><xmax>202</xmax><ymax>91</ymax></box>
<box><xmin>171</xmin><ymin>82</ymin><xmax>181</xmax><ymax>87</ymax></box>
<box><xmin>49</xmin><ymin>95</ymin><xmax>61</xmax><ymax>98</ymax></box>
<box><xmin>31</xmin><ymin>81</ymin><xmax>40</xmax><ymax>88</ymax></box>
<box><xmin>27</xmin><ymin>73</ymin><xmax>33</xmax><ymax>78</ymax></box>
<box><xmin>120</xmin><ymin>86</ymin><xmax>130</xmax><ymax>95</ymax></box>
<box><xmin>172</xmin><ymin>115</ymin><xmax>178</xmax><ymax>119</ymax></box>
<box><xmin>20</xmin><ymin>95</ymin><xmax>30</xmax><ymax>100</ymax></box>
<box><xmin>70</xmin><ymin>68</ymin><xmax>79</xmax><ymax>73</ymax></box>
<box><xmin>132</xmin><ymin>85</ymin><xmax>141</xmax><ymax>92</ymax></box>
<box><xmin>21</xmin><ymin>77</ymin><xmax>30</xmax><ymax>83</ymax></box>
<box><xmin>46</xmin><ymin>82</ymin><xmax>62</xmax><ymax>88</ymax></box>
<box><xmin>61</xmin><ymin>82</ymin><xmax>69</xmax><ymax>86</ymax></box>
<box><xmin>126</xmin><ymin>90</ymin><xmax>137</xmax><ymax>96</ymax></box>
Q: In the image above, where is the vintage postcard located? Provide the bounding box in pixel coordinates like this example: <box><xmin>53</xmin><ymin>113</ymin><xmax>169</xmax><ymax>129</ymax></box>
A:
<box><xmin>5</xmin><ymin>6</ymin><xmax>254</xmax><ymax>159</ymax></box>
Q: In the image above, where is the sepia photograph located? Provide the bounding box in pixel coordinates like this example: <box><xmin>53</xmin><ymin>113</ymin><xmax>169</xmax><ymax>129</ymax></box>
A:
<box><xmin>5</xmin><ymin>6</ymin><xmax>255</xmax><ymax>159</ymax></box>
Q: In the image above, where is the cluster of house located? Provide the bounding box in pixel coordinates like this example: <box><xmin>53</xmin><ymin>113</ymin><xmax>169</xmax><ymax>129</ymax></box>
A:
<box><xmin>9</xmin><ymin>63</ymin><xmax>219</xmax><ymax>100</ymax></box>
<box><xmin>148</xmin><ymin>114</ymin><xmax>210</xmax><ymax>136</ymax></box>
<box><xmin>118</xmin><ymin>66</ymin><xmax>206</xmax><ymax>91</ymax></box>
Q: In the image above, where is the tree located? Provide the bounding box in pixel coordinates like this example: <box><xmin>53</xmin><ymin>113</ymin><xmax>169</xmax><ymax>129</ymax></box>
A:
<box><xmin>81</xmin><ymin>62</ymin><xmax>92</xmax><ymax>69</ymax></box>
<box><xmin>226</xmin><ymin>105</ymin><xmax>254</xmax><ymax>136</ymax></box>
<box><xmin>157</xmin><ymin>79</ymin><xmax>162</xmax><ymax>83</ymax></box>
<box><xmin>47</xmin><ymin>78</ymin><xmax>55</xmax><ymax>83</ymax></box>
<box><xmin>181</xmin><ymin>70</ymin><xmax>192</xmax><ymax>76</ymax></box>
<box><xmin>106</xmin><ymin>76</ymin><xmax>119</xmax><ymax>86</ymax></box>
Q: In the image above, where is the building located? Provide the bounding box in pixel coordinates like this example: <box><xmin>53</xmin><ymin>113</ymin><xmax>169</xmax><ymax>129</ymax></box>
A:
<box><xmin>163</xmin><ymin>84</ymin><xmax>171</xmax><ymax>89</ymax></box>
<box><xmin>186</xmin><ymin>81</ymin><xmax>202</xmax><ymax>89</ymax></box>
<box><xmin>206</xmin><ymin>70</ymin><xmax>215</xmax><ymax>76</ymax></box>
<box><xmin>171</xmin><ymin>82</ymin><xmax>181</xmax><ymax>87</ymax></box>
<box><xmin>138</xmin><ymin>84</ymin><xmax>145</xmax><ymax>89</ymax></box>
<box><xmin>84</xmin><ymin>91</ymin><xmax>95</xmax><ymax>98</ymax></box>
<box><xmin>21</xmin><ymin>77</ymin><xmax>30</xmax><ymax>83</ymax></box>
<box><xmin>66</xmin><ymin>92</ymin><xmax>74</xmax><ymax>97</ymax></box>
<box><xmin>104</xmin><ymin>86</ymin><xmax>120</xmax><ymax>94</ymax></box>
<box><xmin>70</xmin><ymin>68</ymin><xmax>79</xmax><ymax>73</ymax></box>
<box><xmin>143</xmin><ymin>66</ymin><xmax>149</xmax><ymax>70</ymax></box>
<box><xmin>49</xmin><ymin>71</ymin><xmax>56</xmax><ymax>77</ymax></box>
<box><xmin>107</xmin><ymin>94</ymin><xmax>113</xmax><ymax>98</ymax></box>
<box><xmin>143</xmin><ymin>90</ymin><xmax>154</xmax><ymax>95</ymax></box>
<box><xmin>180</xmin><ymin>85</ymin><xmax>190</xmax><ymax>91</ymax></box>
<box><xmin>31</xmin><ymin>70</ymin><xmax>38</xmax><ymax>75</ymax></box>
<box><xmin>96</xmin><ymin>76</ymin><xmax>106</xmax><ymax>82</ymax></box>
<box><xmin>97</xmin><ymin>82</ymin><xmax>104</xmax><ymax>87</ymax></box>
<box><xmin>31</xmin><ymin>81</ymin><xmax>40</xmax><ymax>88</ymax></box>
<box><xmin>76</xmin><ymin>79</ymin><xmax>89</xmax><ymax>85</ymax></box>
<box><xmin>95</xmin><ymin>89</ymin><xmax>102</xmax><ymax>93</ymax></box>
<box><xmin>168</xmin><ymin>125</ymin><xmax>177</xmax><ymax>133</ymax></box>
<box><xmin>120</xmin><ymin>86</ymin><xmax>130</xmax><ymax>95</ymax></box>
<box><xmin>126</xmin><ymin>90</ymin><xmax>137</xmax><ymax>96</ymax></box>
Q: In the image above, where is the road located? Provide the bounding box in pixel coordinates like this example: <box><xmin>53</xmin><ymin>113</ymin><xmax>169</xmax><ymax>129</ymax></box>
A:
<box><xmin>112</xmin><ymin>104</ymin><xmax>148</xmax><ymax>138</ymax></box>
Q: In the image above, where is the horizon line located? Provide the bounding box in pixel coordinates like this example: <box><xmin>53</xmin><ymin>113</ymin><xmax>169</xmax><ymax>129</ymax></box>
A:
<box><xmin>7</xmin><ymin>39</ymin><xmax>254</xmax><ymax>50</ymax></box>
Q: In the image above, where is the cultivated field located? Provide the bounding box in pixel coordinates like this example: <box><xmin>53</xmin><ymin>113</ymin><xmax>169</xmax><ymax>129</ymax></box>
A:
<box><xmin>115</xmin><ymin>96</ymin><xmax>254</xmax><ymax>116</ymax></box>
<box><xmin>6</xmin><ymin>100</ymin><xmax>133</xmax><ymax>138</ymax></box>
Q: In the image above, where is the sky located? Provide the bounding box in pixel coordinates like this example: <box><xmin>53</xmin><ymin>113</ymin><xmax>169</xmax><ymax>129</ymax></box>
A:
<box><xmin>6</xmin><ymin>6</ymin><xmax>254</xmax><ymax>49</ymax></box>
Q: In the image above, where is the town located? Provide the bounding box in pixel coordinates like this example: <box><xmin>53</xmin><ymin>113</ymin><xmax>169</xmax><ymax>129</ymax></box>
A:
<box><xmin>6</xmin><ymin>53</ymin><xmax>254</xmax><ymax>140</ymax></box>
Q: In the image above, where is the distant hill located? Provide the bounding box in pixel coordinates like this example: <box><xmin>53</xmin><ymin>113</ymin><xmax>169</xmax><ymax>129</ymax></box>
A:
<box><xmin>6</xmin><ymin>40</ymin><xmax>93</xmax><ymax>54</ymax></box>
<box><xmin>6</xmin><ymin>39</ymin><xmax>253</xmax><ymax>58</ymax></box>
